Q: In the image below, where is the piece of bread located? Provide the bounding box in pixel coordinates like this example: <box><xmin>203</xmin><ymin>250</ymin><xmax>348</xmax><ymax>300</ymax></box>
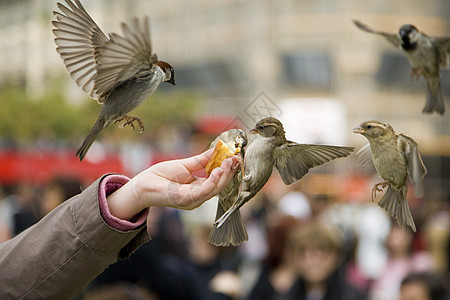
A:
<box><xmin>205</xmin><ymin>139</ymin><xmax>240</xmax><ymax>174</ymax></box>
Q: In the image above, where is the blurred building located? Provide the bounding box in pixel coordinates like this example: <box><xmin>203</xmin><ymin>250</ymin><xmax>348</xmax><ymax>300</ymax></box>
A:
<box><xmin>0</xmin><ymin>0</ymin><xmax>450</xmax><ymax>192</ymax></box>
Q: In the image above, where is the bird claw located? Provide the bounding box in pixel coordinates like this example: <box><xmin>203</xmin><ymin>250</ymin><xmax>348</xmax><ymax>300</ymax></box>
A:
<box><xmin>410</xmin><ymin>69</ymin><xmax>423</xmax><ymax>81</ymax></box>
<box><xmin>371</xmin><ymin>181</ymin><xmax>389</xmax><ymax>201</ymax></box>
<box><xmin>115</xmin><ymin>115</ymin><xmax>144</xmax><ymax>133</ymax></box>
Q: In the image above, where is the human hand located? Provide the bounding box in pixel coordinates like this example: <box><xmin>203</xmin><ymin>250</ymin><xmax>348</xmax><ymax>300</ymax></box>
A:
<box><xmin>107</xmin><ymin>149</ymin><xmax>241</xmax><ymax>220</ymax></box>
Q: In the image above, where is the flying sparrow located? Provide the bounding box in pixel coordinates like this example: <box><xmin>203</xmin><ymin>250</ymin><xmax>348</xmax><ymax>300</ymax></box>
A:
<box><xmin>207</xmin><ymin>129</ymin><xmax>248</xmax><ymax>247</ymax></box>
<box><xmin>53</xmin><ymin>0</ymin><xmax>175</xmax><ymax>161</ymax></box>
<box><xmin>353</xmin><ymin>20</ymin><xmax>450</xmax><ymax>115</ymax></box>
<box><xmin>214</xmin><ymin>117</ymin><xmax>354</xmax><ymax>230</ymax></box>
<box><xmin>353</xmin><ymin>120</ymin><xmax>427</xmax><ymax>232</ymax></box>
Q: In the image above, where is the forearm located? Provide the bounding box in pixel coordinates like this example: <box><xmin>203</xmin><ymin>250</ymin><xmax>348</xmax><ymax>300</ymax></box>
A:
<box><xmin>0</xmin><ymin>175</ymin><xmax>150</xmax><ymax>299</ymax></box>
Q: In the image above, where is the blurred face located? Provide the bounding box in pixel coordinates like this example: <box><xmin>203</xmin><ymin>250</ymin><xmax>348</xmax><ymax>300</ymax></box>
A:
<box><xmin>387</xmin><ymin>227</ymin><xmax>413</xmax><ymax>257</ymax></box>
<box><xmin>400</xmin><ymin>282</ymin><xmax>430</xmax><ymax>300</ymax></box>
<box><xmin>188</xmin><ymin>228</ymin><xmax>219</xmax><ymax>265</ymax></box>
<box><xmin>42</xmin><ymin>186</ymin><xmax>64</xmax><ymax>215</ymax></box>
<box><xmin>295</xmin><ymin>247</ymin><xmax>339</xmax><ymax>284</ymax></box>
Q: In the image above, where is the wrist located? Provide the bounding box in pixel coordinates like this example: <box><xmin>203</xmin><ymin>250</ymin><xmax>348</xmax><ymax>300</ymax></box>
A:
<box><xmin>104</xmin><ymin>175</ymin><xmax>148</xmax><ymax>221</ymax></box>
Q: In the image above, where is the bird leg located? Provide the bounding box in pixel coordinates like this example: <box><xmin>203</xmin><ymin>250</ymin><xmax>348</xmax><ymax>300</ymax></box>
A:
<box><xmin>410</xmin><ymin>68</ymin><xmax>424</xmax><ymax>81</ymax></box>
<box><xmin>115</xmin><ymin>115</ymin><xmax>144</xmax><ymax>133</ymax></box>
<box><xmin>371</xmin><ymin>180</ymin><xmax>389</xmax><ymax>201</ymax></box>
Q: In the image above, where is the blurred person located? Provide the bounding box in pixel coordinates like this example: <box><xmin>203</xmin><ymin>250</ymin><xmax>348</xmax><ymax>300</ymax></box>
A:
<box><xmin>83</xmin><ymin>282</ymin><xmax>158</xmax><ymax>300</ymax></box>
<box><xmin>248</xmin><ymin>221</ymin><xmax>366</xmax><ymax>300</ymax></box>
<box><xmin>290</xmin><ymin>222</ymin><xmax>367</xmax><ymax>300</ymax></box>
<box><xmin>41</xmin><ymin>176</ymin><xmax>83</xmax><ymax>216</ymax></box>
<box><xmin>422</xmin><ymin>199</ymin><xmax>450</xmax><ymax>274</ymax></box>
<box><xmin>188</xmin><ymin>224</ymin><xmax>240</xmax><ymax>300</ymax></box>
<box><xmin>310</xmin><ymin>194</ymin><xmax>333</xmax><ymax>219</ymax></box>
<box><xmin>0</xmin><ymin>149</ymin><xmax>240</xmax><ymax>299</ymax></box>
<box><xmin>0</xmin><ymin>223</ymin><xmax>10</xmax><ymax>243</ymax></box>
<box><xmin>0</xmin><ymin>188</ymin><xmax>14</xmax><ymax>242</ymax></box>
<box><xmin>246</xmin><ymin>214</ymin><xmax>301</xmax><ymax>299</ymax></box>
<box><xmin>0</xmin><ymin>184</ymin><xmax>40</xmax><ymax>236</ymax></box>
<box><xmin>263</xmin><ymin>214</ymin><xmax>301</xmax><ymax>271</ymax></box>
<box><xmin>352</xmin><ymin>204</ymin><xmax>391</xmax><ymax>282</ymax></box>
<box><xmin>370</xmin><ymin>225</ymin><xmax>436</xmax><ymax>300</ymax></box>
<box><xmin>344</xmin><ymin>237</ymin><xmax>371</xmax><ymax>294</ymax></box>
<box><xmin>238</xmin><ymin>191</ymin><xmax>271</xmax><ymax>265</ymax></box>
<box><xmin>277</xmin><ymin>185</ymin><xmax>311</xmax><ymax>220</ymax></box>
<box><xmin>86</xmin><ymin>206</ymin><xmax>198</xmax><ymax>300</ymax></box>
<box><xmin>400</xmin><ymin>272</ymin><xmax>448</xmax><ymax>300</ymax></box>
<box><xmin>320</xmin><ymin>202</ymin><xmax>388</xmax><ymax>293</ymax></box>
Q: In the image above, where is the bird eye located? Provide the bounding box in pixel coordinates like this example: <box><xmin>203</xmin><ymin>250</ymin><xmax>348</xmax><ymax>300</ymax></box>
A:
<box><xmin>367</xmin><ymin>125</ymin><xmax>372</xmax><ymax>129</ymax></box>
<box><xmin>259</xmin><ymin>125</ymin><xmax>264</xmax><ymax>130</ymax></box>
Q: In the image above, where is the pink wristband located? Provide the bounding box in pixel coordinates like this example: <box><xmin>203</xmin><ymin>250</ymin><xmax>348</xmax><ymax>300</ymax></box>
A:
<box><xmin>98</xmin><ymin>174</ymin><xmax>148</xmax><ymax>231</ymax></box>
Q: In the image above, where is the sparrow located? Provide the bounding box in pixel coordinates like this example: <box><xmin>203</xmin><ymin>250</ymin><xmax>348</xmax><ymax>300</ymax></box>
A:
<box><xmin>214</xmin><ymin>117</ymin><xmax>354</xmax><ymax>230</ymax></box>
<box><xmin>353</xmin><ymin>20</ymin><xmax>450</xmax><ymax>115</ymax></box>
<box><xmin>207</xmin><ymin>129</ymin><xmax>248</xmax><ymax>247</ymax></box>
<box><xmin>353</xmin><ymin>120</ymin><xmax>427</xmax><ymax>232</ymax></box>
<box><xmin>52</xmin><ymin>0</ymin><xmax>175</xmax><ymax>161</ymax></box>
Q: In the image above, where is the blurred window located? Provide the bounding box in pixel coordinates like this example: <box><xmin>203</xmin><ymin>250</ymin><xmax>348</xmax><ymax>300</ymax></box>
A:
<box><xmin>174</xmin><ymin>61</ymin><xmax>247</xmax><ymax>96</ymax></box>
<box><xmin>376</xmin><ymin>51</ymin><xmax>450</xmax><ymax>96</ymax></box>
<box><xmin>281</xmin><ymin>51</ymin><xmax>333</xmax><ymax>91</ymax></box>
<box><xmin>376</xmin><ymin>52</ymin><xmax>420</xmax><ymax>89</ymax></box>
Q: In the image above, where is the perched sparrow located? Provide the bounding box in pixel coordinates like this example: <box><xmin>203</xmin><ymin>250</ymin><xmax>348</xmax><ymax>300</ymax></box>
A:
<box><xmin>53</xmin><ymin>0</ymin><xmax>175</xmax><ymax>161</ymax></box>
<box><xmin>353</xmin><ymin>120</ymin><xmax>427</xmax><ymax>232</ymax></box>
<box><xmin>353</xmin><ymin>20</ymin><xmax>450</xmax><ymax>115</ymax></box>
<box><xmin>214</xmin><ymin>117</ymin><xmax>354</xmax><ymax>229</ymax></box>
<box><xmin>207</xmin><ymin>129</ymin><xmax>248</xmax><ymax>247</ymax></box>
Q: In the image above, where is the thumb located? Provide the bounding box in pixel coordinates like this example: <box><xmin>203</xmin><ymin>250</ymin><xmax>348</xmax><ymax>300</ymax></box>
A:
<box><xmin>194</xmin><ymin>157</ymin><xmax>237</xmax><ymax>202</ymax></box>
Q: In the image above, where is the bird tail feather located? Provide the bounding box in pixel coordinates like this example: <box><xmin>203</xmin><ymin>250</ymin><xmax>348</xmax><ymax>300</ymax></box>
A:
<box><xmin>208</xmin><ymin>199</ymin><xmax>248</xmax><ymax>246</ymax></box>
<box><xmin>76</xmin><ymin>118</ymin><xmax>106</xmax><ymax>161</ymax></box>
<box><xmin>378</xmin><ymin>186</ymin><xmax>416</xmax><ymax>232</ymax></box>
<box><xmin>424</xmin><ymin>80</ymin><xmax>445</xmax><ymax>115</ymax></box>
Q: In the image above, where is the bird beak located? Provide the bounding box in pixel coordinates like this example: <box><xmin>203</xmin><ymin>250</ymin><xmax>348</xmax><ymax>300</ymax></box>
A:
<box><xmin>249</xmin><ymin>127</ymin><xmax>258</xmax><ymax>134</ymax></box>
<box><xmin>236</xmin><ymin>136</ymin><xmax>247</xmax><ymax>148</ymax></box>
<box><xmin>352</xmin><ymin>126</ymin><xmax>364</xmax><ymax>134</ymax></box>
<box><xmin>399</xmin><ymin>30</ymin><xmax>407</xmax><ymax>40</ymax></box>
<box><xmin>167</xmin><ymin>77</ymin><xmax>175</xmax><ymax>85</ymax></box>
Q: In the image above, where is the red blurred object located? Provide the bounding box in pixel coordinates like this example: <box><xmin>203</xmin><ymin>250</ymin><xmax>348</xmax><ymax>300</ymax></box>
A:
<box><xmin>0</xmin><ymin>150</ymin><xmax>125</xmax><ymax>186</ymax></box>
<box><xmin>194</xmin><ymin>116</ymin><xmax>246</xmax><ymax>134</ymax></box>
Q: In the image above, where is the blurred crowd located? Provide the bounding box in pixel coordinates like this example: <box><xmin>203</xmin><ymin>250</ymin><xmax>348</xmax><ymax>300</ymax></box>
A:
<box><xmin>0</xmin><ymin>133</ymin><xmax>449</xmax><ymax>300</ymax></box>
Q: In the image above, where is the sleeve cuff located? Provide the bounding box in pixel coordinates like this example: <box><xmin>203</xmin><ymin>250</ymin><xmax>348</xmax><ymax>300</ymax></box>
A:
<box><xmin>98</xmin><ymin>174</ymin><xmax>149</xmax><ymax>231</ymax></box>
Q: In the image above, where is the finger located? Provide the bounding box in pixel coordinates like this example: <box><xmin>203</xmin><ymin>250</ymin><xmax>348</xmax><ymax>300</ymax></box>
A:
<box><xmin>173</xmin><ymin>158</ymin><xmax>239</xmax><ymax>210</ymax></box>
<box><xmin>197</xmin><ymin>158</ymin><xmax>237</xmax><ymax>200</ymax></box>
<box><xmin>215</xmin><ymin>157</ymin><xmax>238</xmax><ymax>188</ymax></box>
<box><xmin>179</xmin><ymin>148</ymin><xmax>214</xmax><ymax>172</ymax></box>
<box><xmin>181</xmin><ymin>167</ymin><xmax>223</xmax><ymax>209</ymax></box>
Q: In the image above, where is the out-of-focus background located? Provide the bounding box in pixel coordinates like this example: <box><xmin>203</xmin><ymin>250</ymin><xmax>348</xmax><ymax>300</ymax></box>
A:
<box><xmin>0</xmin><ymin>0</ymin><xmax>449</xmax><ymax>299</ymax></box>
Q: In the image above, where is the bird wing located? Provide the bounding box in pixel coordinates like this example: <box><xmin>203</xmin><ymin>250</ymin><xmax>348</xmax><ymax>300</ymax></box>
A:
<box><xmin>398</xmin><ymin>134</ymin><xmax>427</xmax><ymax>197</ymax></box>
<box><xmin>94</xmin><ymin>17</ymin><xmax>157</xmax><ymax>103</ymax></box>
<box><xmin>52</xmin><ymin>0</ymin><xmax>108</xmax><ymax>101</ymax></box>
<box><xmin>274</xmin><ymin>142</ymin><xmax>354</xmax><ymax>185</ymax></box>
<box><xmin>354</xmin><ymin>143</ymin><xmax>375</xmax><ymax>168</ymax></box>
<box><xmin>353</xmin><ymin>20</ymin><xmax>402</xmax><ymax>48</ymax></box>
<box><xmin>430</xmin><ymin>37</ymin><xmax>450</xmax><ymax>69</ymax></box>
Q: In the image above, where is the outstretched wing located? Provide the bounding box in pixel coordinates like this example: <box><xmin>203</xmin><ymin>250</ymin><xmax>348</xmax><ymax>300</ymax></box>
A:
<box><xmin>52</xmin><ymin>0</ymin><xmax>108</xmax><ymax>100</ymax></box>
<box><xmin>94</xmin><ymin>17</ymin><xmax>157</xmax><ymax>102</ymax></box>
<box><xmin>53</xmin><ymin>0</ymin><xmax>157</xmax><ymax>103</ymax></box>
<box><xmin>353</xmin><ymin>20</ymin><xmax>402</xmax><ymax>48</ymax></box>
<box><xmin>430</xmin><ymin>36</ymin><xmax>450</xmax><ymax>69</ymax></box>
<box><xmin>274</xmin><ymin>142</ymin><xmax>354</xmax><ymax>185</ymax></box>
<box><xmin>398</xmin><ymin>134</ymin><xmax>427</xmax><ymax>197</ymax></box>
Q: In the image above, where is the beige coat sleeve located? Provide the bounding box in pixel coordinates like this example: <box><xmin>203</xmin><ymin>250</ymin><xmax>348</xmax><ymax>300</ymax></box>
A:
<box><xmin>0</xmin><ymin>175</ymin><xmax>150</xmax><ymax>300</ymax></box>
